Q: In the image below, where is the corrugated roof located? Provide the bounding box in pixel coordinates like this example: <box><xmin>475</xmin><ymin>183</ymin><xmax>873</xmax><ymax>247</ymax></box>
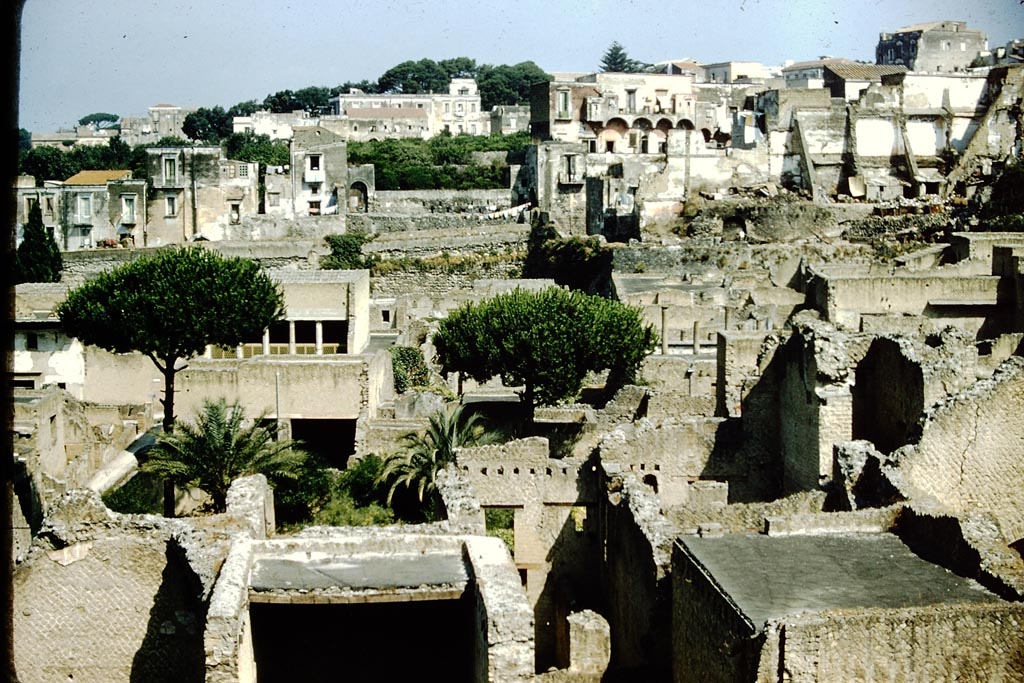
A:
<box><xmin>825</xmin><ymin>63</ymin><xmax>908</xmax><ymax>81</ymax></box>
<box><xmin>63</xmin><ymin>170</ymin><xmax>132</xmax><ymax>185</ymax></box>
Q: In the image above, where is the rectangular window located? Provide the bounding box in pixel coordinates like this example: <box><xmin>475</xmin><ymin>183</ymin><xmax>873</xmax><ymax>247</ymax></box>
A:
<box><xmin>165</xmin><ymin>195</ymin><xmax>177</xmax><ymax>217</ymax></box>
<box><xmin>163</xmin><ymin>157</ymin><xmax>177</xmax><ymax>184</ymax></box>
<box><xmin>26</xmin><ymin>197</ymin><xmax>38</xmax><ymax>215</ymax></box>
<box><xmin>121</xmin><ymin>194</ymin><xmax>136</xmax><ymax>223</ymax></box>
<box><xmin>457</xmin><ymin>102</ymin><xmax>464</xmax><ymax>113</ymax></box>
<box><xmin>238</xmin><ymin>164</ymin><xmax>248</xmax><ymax>177</ymax></box>
<box><xmin>308</xmin><ymin>155</ymin><xmax>321</xmax><ymax>171</ymax></box>
<box><xmin>45</xmin><ymin>197</ymin><xmax>54</xmax><ymax>214</ymax></box>
<box><xmin>26</xmin><ymin>333</ymin><xmax>38</xmax><ymax>351</ymax></box>
<box><xmin>626</xmin><ymin>90</ymin><xmax>637</xmax><ymax>112</ymax></box>
<box><xmin>230</xmin><ymin>203</ymin><xmax>240</xmax><ymax>224</ymax></box>
<box><xmin>445</xmin><ymin>102</ymin><xmax>451</xmax><ymax>114</ymax></box>
<box><xmin>308</xmin><ymin>201</ymin><xmax>321</xmax><ymax>215</ymax></box>
<box><xmin>557</xmin><ymin>90</ymin><xmax>570</xmax><ymax>118</ymax></box>
<box><xmin>310</xmin><ymin>183</ymin><xmax>321</xmax><ymax>195</ymax></box>
<box><xmin>268</xmin><ymin>193</ymin><xmax>280</xmax><ymax>207</ymax></box>
<box><xmin>78</xmin><ymin>194</ymin><xmax>92</xmax><ymax>220</ymax></box>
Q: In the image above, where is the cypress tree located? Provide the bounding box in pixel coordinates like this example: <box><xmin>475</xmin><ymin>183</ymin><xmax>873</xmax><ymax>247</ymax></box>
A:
<box><xmin>14</xmin><ymin>203</ymin><xmax>62</xmax><ymax>283</ymax></box>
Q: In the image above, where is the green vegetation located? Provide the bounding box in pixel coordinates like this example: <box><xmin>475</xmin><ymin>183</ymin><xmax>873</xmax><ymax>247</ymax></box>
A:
<box><xmin>377</xmin><ymin>404</ymin><xmax>498</xmax><ymax>505</ymax></box>
<box><xmin>77</xmin><ymin>112</ymin><xmax>120</xmax><ymax>129</ymax></box>
<box><xmin>142</xmin><ymin>399</ymin><xmax>308</xmax><ymax>513</ymax></box>
<box><xmin>485</xmin><ymin>507</ymin><xmax>515</xmax><ymax>555</ymax></box>
<box><xmin>101</xmin><ymin>472</ymin><xmax>162</xmax><ymax>515</ymax></box>
<box><xmin>13</xmin><ymin>203</ymin><xmax>62</xmax><ymax>284</ymax></box>
<box><xmin>57</xmin><ymin>248</ymin><xmax>285</xmax><ymax>440</ymax></box>
<box><xmin>522</xmin><ymin>222</ymin><xmax>613</xmax><ymax>296</ymax></box>
<box><xmin>390</xmin><ymin>346</ymin><xmax>431</xmax><ymax>393</ymax></box>
<box><xmin>312</xmin><ymin>455</ymin><xmax>396</xmax><ymax>526</ymax></box>
<box><xmin>347</xmin><ymin>132</ymin><xmax>529</xmax><ymax>191</ymax></box>
<box><xmin>600</xmin><ymin>41</ymin><xmax>652</xmax><ymax>73</ymax></box>
<box><xmin>433</xmin><ymin>288</ymin><xmax>656</xmax><ymax>417</ymax></box>
<box><xmin>18</xmin><ymin>135</ymin><xmax>148</xmax><ymax>185</ymax></box>
<box><xmin>321</xmin><ymin>231</ymin><xmax>376</xmax><ymax>270</ymax></box>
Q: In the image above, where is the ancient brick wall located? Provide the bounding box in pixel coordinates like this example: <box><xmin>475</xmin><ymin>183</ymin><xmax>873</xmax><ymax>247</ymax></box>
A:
<box><xmin>772</xmin><ymin>603</ymin><xmax>1024</xmax><ymax>682</ymax></box>
<box><xmin>894</xmin><ymin>356</ymin><xmax>1024</xmax><ymax>545</ymax></box>
<box><xmin>14</xmin><ymin>536</ymin><xmax>207</xmax><ymax>683</ymax></box>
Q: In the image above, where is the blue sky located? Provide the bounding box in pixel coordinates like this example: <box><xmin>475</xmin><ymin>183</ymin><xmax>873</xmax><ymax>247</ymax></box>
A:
<box><xmin>19</xmin><ymin>0</ymin><xmax>1024</xmax><ymax>133</ymax></box>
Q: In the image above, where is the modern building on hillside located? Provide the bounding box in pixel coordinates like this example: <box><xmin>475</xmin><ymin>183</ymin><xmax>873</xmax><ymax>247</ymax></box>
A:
<box><xmin>877</xmin><ymin>21</ymin><xmax>988</xmax><ymax>73</ymax></box>
<box><xmin>119</xmin><ymin>104</ymin><xmax>197</xmax><ymax>146</ymax></box>
<box><xmin>329</xmin><ymin>78</ymin><xmax>490</xmax><ymax>137</ymax></box>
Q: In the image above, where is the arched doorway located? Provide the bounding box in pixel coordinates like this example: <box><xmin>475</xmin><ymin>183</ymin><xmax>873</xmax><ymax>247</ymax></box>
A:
<box><xmin>348</xmin><ymin>181</ymin><xmax>368</xmax><ymax>213</ymax></box>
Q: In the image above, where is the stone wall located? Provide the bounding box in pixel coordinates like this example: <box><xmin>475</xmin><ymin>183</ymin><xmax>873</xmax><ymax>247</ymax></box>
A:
<box><xmin>889</xmin><ymin>356</ymin><xmax>1024</xmax><ymax>546</ymax></box>
<box><xmin>600</xmin><ymin>470</ymin><xmax>678</xmax><ymax>678</ymax></box>
<box><xmin>372</xmin><ymin>189</ymin><xmax>512</xmax><ymax>215</ymax></box>
<box><xmin>767</xmin><ymin>603</ymin><xmax>1024</xmax><ymax>682</ymax></box>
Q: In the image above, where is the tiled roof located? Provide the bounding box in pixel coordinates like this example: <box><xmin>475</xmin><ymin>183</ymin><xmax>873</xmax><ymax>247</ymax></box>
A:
<box><xmin>825</xmin><ymin>63</ymin><xmax>908</xmax><ymax>81</ymax></box>
<box><xmin>63</xmin><ymin>170</ymin><xmax>132</xmax><ymax>185</ymax></box>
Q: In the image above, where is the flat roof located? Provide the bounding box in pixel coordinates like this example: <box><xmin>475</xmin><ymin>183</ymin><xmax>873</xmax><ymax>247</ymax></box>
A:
<box><xmin>681</xmin><ymin>533</ymin><xmax>999</xmax><ymax>628</ymax></box>
<box><xmin>250</xmin><ymin>551</ymin><xmax>468</xmax><ymax>592</ymax></box>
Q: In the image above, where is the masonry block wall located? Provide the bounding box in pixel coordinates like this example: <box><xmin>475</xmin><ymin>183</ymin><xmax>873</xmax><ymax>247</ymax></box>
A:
<box><xmin>768</xmin><ymin>603</ymin><xmax>1024</xmax><ymax>682</ymax></box>
<box><xmin>894</xmin><ymin>356</ymin><xmax>1024</xmax><ymax>546</ymax></box>
<box><xmin>14</xmin><ymin>536</ymin><xmax>206</xmax><ymax>683</ymax></box>
<box><xmin>600</xmin><ymin>474</ymin><xmax>676</xmax><ymax>679</ymax></box>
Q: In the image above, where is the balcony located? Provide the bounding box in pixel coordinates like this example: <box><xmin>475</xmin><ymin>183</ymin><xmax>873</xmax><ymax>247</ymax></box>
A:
<box><xmin>304</xmin><ymin>169</ymin><xmax>325</xmax><ymax>184</ymax></box>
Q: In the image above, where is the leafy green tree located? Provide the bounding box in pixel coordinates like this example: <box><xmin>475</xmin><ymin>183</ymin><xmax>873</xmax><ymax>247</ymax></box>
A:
<box><xmin>77</xmin><ymin>112</ymin><xmax>119</xmax><ymax>129</ymax></box>
<box><xmin>142</xmin><ymin>398</ymin><xmax>308</xmax><ymax>512</ymax></box>
<box><xmin>390</xmin><ymin>346</ymin><xmax>431</xmax><ymax>393</ymax></box>
<box><xmin>56</xmin><ymin>247</ymin><xmax>285</xmax><ymax>438</ymax></box>
<box><xmin>600</xmin><ymin>41</ymin><xmax>650</xmax><ymax>73</ymax></box>
<box><xmin>182</xmin><ymin>106</ymin><xmax>232</xmax><ymax>143</ymax></box>
<box><xmin>477</xmin><ymin>61</ymin><xmax>551</xmax><ymax>110</ymax></box>
<box><xmin>333</xmin><ymin>80</ymin><xmax>380</xmax><ymax>96</ymax></box>
<box><xmin>19</xmin><ymin>145</ymin><xmax>77</xmax><ymax>184</ymax></box>
<box><xmin>224</xmin><ymin>131</ymin><xmax>289</xmax><ymax>166</ymax></box>
<box><xmin>378</xmin><ymin>58</ymin><xmax>450</xmax><ymax>94</ymax></box>
<box><xmin>13</xmin><ymin>203</ymin><xmax>62</xmax><ymax>284</ymax></box>
<box><xmin>377</xmin><ymin>404</ymin><xmax>497</xmax><ymax>505</ymax></box>
<box><xmin>227</xmin><ymin>99</ymin><xmax>261</xmax><ymax>117</ymax></box>
<box><xmin>18</xmin><ymin>127</ymin><xmax>31</xmax><ymax>152</ymax></box>
<box><xmin>433</xmin><ymin>288</ymin><xmax>656</xmax><ymax>417</ymax></box>
<box><xmin>438</xmin><ymin>57</ymin><xmax>478</xmax><ymax>79</ymax></box>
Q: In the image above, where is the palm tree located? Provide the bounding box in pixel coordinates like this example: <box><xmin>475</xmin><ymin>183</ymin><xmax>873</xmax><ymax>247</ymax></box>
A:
<box><xmin>142</xmin><ymin>398</ymin><xmax>308</xmax><ymax>513</ymax></box>
<box><xmin>377</xmin><ymin>403</ymin><xmax>497</xmax><ymax>506</ymax></box>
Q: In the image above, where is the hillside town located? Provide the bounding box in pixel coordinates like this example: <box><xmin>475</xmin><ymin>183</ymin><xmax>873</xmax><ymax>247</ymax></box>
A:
<box><xmin>9</xmin><ymin>17</ymin><xmax>1024</xmax><ymax>683</ymax></box>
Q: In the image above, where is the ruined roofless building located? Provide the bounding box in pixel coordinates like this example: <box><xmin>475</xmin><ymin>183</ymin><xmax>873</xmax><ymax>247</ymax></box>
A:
<box><xmin>877</xmin><ymin>20</ymin><xmax>988</xmax><ymax>73</ymax></box>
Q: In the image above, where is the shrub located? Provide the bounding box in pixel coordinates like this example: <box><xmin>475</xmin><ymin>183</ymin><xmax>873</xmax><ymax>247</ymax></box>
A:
<box><xmin>390</xmin><ymin>346</ymin><xmax>431</xmax><ymax>393</ymax></box>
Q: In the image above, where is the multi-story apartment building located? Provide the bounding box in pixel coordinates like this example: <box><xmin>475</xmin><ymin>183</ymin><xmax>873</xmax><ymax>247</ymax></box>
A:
<box><xmin>120</xmin><ymin>104</ymin><xmax>197</xmax><ymax>146</ymax></box>
<box><xmin>329</xmin><ymin>78</ymin><xmax>490</xmax><ymax>138</ymax></box>
<box><xmin>877</xmin><ymin>21</ymin><xmax>988</xmax><ymax>73</ymax></box>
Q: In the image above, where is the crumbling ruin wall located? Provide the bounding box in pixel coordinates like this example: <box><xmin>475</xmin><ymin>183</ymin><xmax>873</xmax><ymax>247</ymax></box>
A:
<box><xmin>598</xmin><ymin>418</ymin><xmax>724</xmax><ymax>506</ymax></box>
<box><xmin>889</xmin><ymin>356</ymin><xmax>1024</xmax><ymax>546</ymax></box>
<box><xmin>457</xmin><ymin>438</ymin><xmax>600</xmax><ymax>670</ymax></box>
<box><xmin>671</xmin><ymin>540</ymin><xmax>761</xmax><ymax>683</ymax></box>
<box><xmin>12</xmin><ymin>474</ymin><xmax>272</xmax><ymax>683</ymax></box>
<box><xmin>15</xmin><ymin>535</ymin><xmax>208</xmax><ymax>683</ymax></box>
<box><xmin>643</xmin><ymin>355</ymin><xmax>716</xmax><ymax>418</ymax></box>
<box><xmin>600</xmin><ymin>470</ymin><xmax>678</xmax><ymax>679</ymax></box>
<box><xmin>371</xmin><ymin>189</ymin><xmax>513</xmax><ymax>215</ymax></box>
<box><xmin>767</xmin><ymin>603</ymin><xmax>1024</xmax><ymax>682</ymax></box>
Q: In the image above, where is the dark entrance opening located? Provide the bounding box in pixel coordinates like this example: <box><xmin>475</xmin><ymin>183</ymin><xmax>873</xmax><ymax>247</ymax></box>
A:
<box><xmin>250</xmin><ymin>596</ymin><xmax>475</xmax><ymax>682</ymax></box>
<box><xmin>852</xmin><ymin>339</ymin><xmax>924</xmax><ymax>455</ymax></box>
<box><xmin>290</xmin><ymin>418</ymin><xmax>357</xmax><ymax>468</ymax></box>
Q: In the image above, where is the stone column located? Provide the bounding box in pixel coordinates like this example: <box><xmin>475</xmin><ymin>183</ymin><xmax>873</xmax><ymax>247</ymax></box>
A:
<box><xmin>288</xmin><ymin>321</ymin><xmax>296</xmax><ymax>355</ymax></box>
<box><xmin>262</xmin><ymin>328</ymin><xmax>270</xmax><ymax>356</ymax></box>
<box><xmin>315</xmin><ymin>321</ymin><xmax>323</xmax><ymax>355</ymax></box>
<box><xmin>235</xmin><ymin>344</ymin><xmax>244</xmax><ymax>359</ymax></box>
